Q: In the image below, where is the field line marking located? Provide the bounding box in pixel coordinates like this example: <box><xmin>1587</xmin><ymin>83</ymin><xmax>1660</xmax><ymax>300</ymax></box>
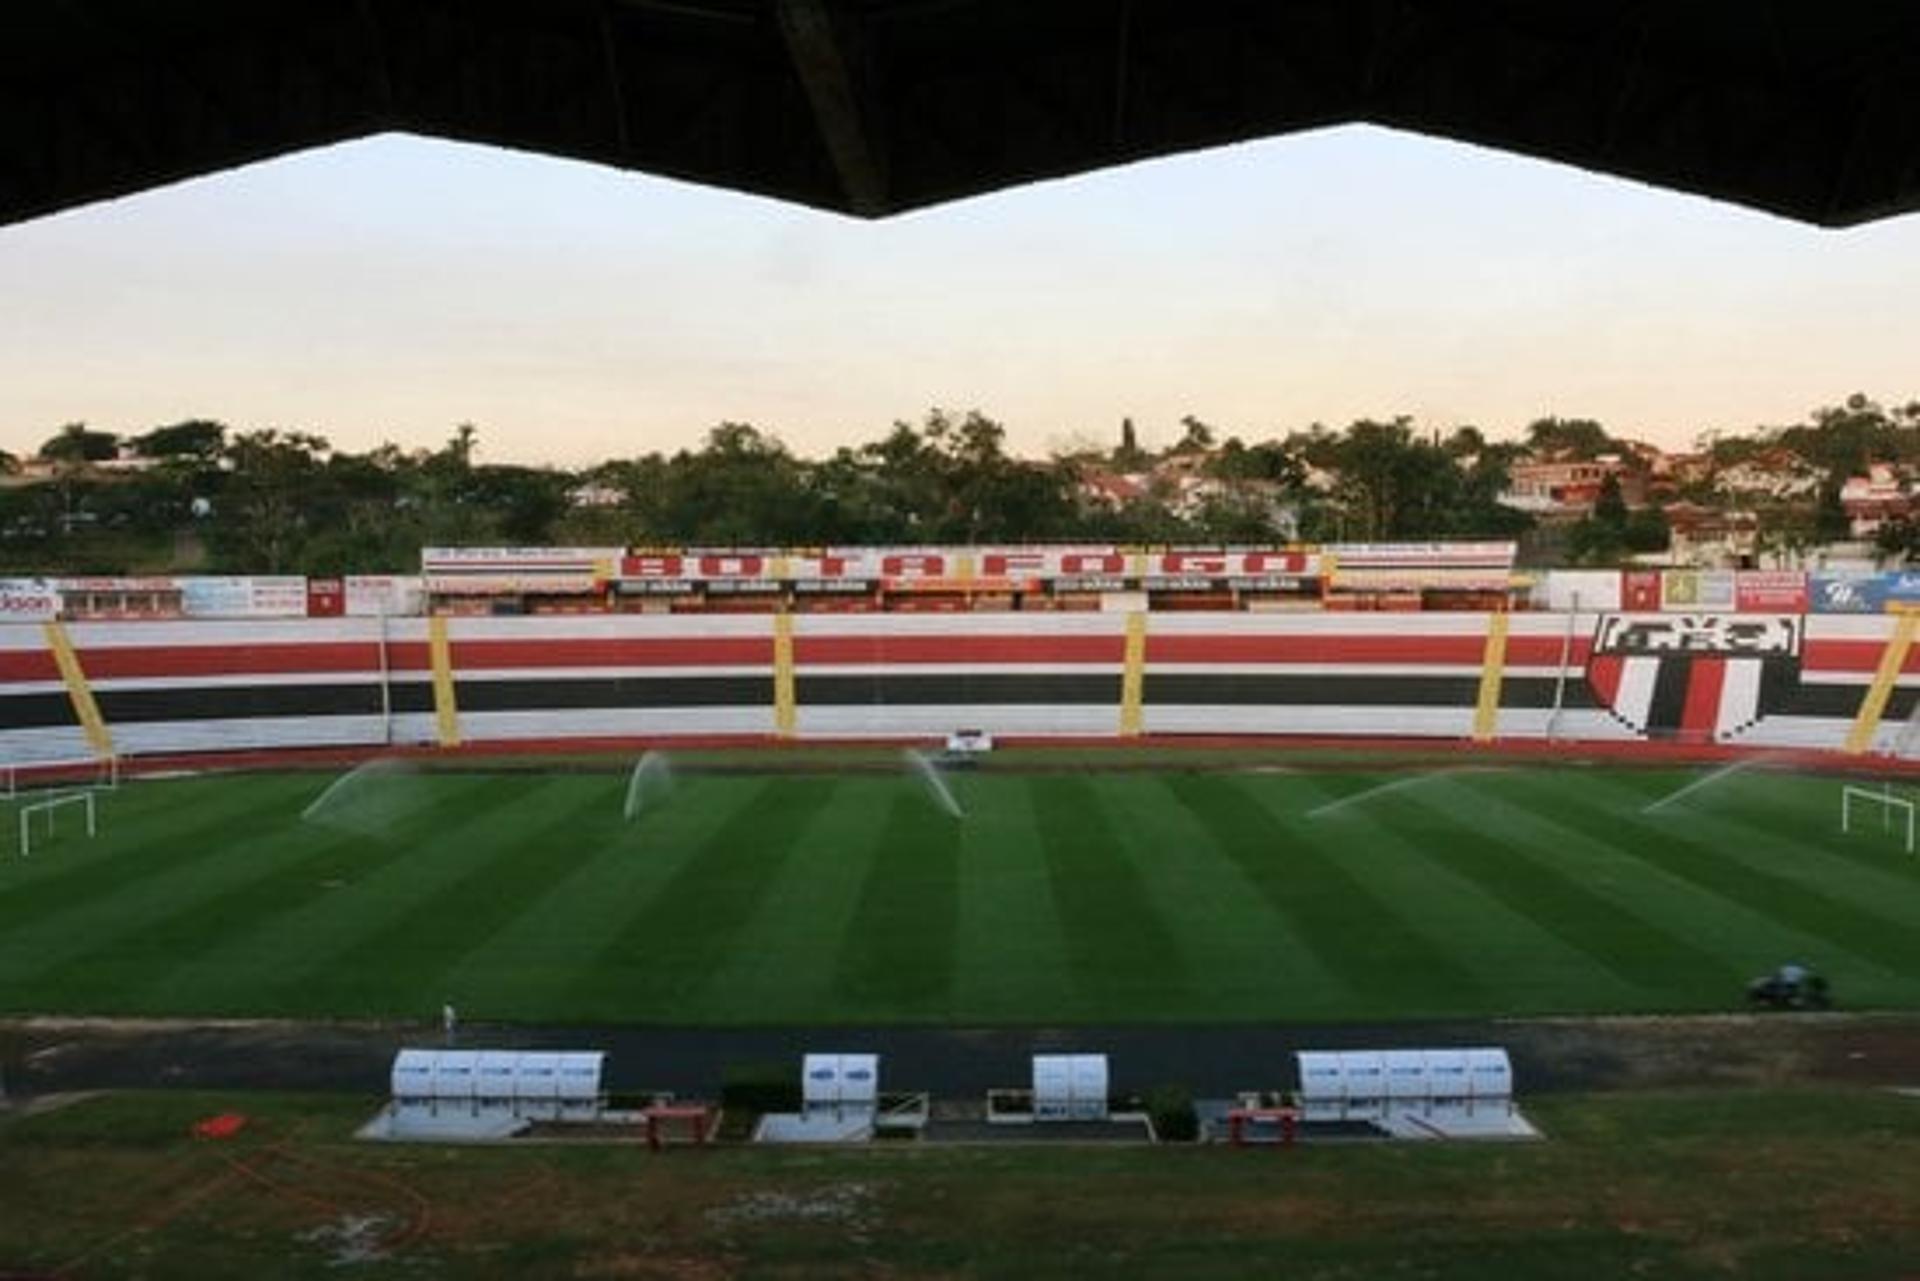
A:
<box><xmin>1305</xmin><ymin>766</ymin><xmax>1488</xmax><ymax>819</ymax></box>
<box><xmin>42</xmin><ymin>620</ymin><xmax>115</xmax><ymax>761</ymax></box>
<box><xmin>1472</xmin><ymin>612</ymin><xmax>1509</xmax><ymax>743</ymax></box>
<box><xmin>428</xmin><ymin>614</ymin><xmax>462</xmax><ymax>748</ymax></box>
<box><xmin>1846</xmin><ymin>610</ymin><xmax>1919</xmax><ymax>754</ymax></box>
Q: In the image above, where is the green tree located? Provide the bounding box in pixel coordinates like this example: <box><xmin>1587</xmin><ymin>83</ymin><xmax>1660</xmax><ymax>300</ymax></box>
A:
<box><xmin>39</xmin><ymin>423</ymin><xmax>119</xmax><ymax>462</ymax></box>
<box><xmin>1172</xmin><ymin>415</ymin><xmax>1216</xmax><ymax>454</ymax></box>
<box><xmin>1208</xmin><ymin>437</ymin><xmax>1305</xmax><ymax>488</ymax></box>
<box><xmin>1525</xmin><ymin>417</ymin><xmax>1616</xmax><ymax>459</ymax></box>
<box><xmin>1114</xmin><ymin>416</ymin><xmax>1148</xmax><ymax>470</ymax></box>
<box><xmin>1776</xmin><ymin>392</ymin><xmax>1908</xmax><ymax>478</ymax></box>
<box><xmin>216</xmin><ymin>430</ymin><xmax>331</xmax><ymax>572</ymax></box>
<box><xmin>1815</xmin><ymin>482</ymin><xmax>1850</xmax><ymax>542</ymax></box>
<box><xmin>1565</xmin><ymin>517</ymin><xmax>1626</xmax><ymax>565</ymax></box>
<box><xmin>132</xmin><ymin>420</ymin><xmax>225</xmax><ymax>462</ymax></box>
<box><xmin>1593</xmin><ymin>474</ymin><xmax>1629</xmax><ymax>528</ymax></box>
<box><xmin>1623</xmin><ymin>507</ymin><xmax>1670</xmax><ymax>553</ymax></box>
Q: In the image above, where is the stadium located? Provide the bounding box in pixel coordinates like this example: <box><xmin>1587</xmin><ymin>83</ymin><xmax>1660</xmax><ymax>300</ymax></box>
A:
<box><xmin>9</xmin><ymin>3</ymin><xmax>1920</xmax><ymax>1274</ymax></box>
<box><xmin>5</xmin><ymin>545</ymin><xmax>1920</xmax><ymax>1273</ymax></box>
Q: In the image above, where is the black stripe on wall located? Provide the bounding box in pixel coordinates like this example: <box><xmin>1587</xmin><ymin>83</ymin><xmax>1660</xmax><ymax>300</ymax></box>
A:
<box><xmin>1500</xmin><ymin>677</ymin><xmax>1598</xmax><ymax>711</ymax></box>
<box><xmin>2</xmin><ymin>675</ymin><xmax>776</xmax><ymax>730</ymax></box>
<box><xmin>1146</xmin><ymin>674</ymin><xmax>1481</xmax><ymax>707</ymax></box>
<box><xmin>1</xmin><ymin>685</ymin><xmax>382</xmax><ymax>730</ymax></box>
<box><xmin>1764</xmin><ymin>682</ymin><xmax>1901</xmax><ymax>721</ymax></box>
<box><xmin>1644</xmin><ymin>657</ymin><xmax>1693</xmax><ymax>734</ymax></box>
<box><xmin>798</xmin><ymin>674</ymin><xmax>1121</xmax><ymax>706</ymax></box>
<box><xmin>452</xmin><ymin>676</ymin><xmax>771</xmax><ymax>712</ymax></box>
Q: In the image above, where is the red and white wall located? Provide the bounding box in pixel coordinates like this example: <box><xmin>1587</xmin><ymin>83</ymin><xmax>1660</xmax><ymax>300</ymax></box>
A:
<box><xmin>3</xmin><ymin>611</ymin><xmax>1917</xmax><ymax>765</ymax></box>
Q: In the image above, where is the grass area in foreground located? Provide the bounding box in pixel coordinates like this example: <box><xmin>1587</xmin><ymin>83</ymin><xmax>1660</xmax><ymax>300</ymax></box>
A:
<box><xmin>1</xmin><ymin>1087</ymin><xmax>1918</xmax><ymax>1279</ymax></box>
<box><xmin>1</xmin><ymin>761</ymin><xmax>1919</xmax><ymax>1024</ymax></box>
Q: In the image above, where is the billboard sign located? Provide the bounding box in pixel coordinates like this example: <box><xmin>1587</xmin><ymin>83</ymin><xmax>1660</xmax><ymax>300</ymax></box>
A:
<box><xmin>1621</xmin><ymin>569</ymin><xmax>1662</xmax><ymax>611</ymax></box>
<box><xmin>1733</xmin><ymin>570</ymin><xmax>1808</xmax><ymax>613</ymax></box>
<box><xmin>1660</xmin><ymin>570</ymin><xmax>1735</xmax><ymax>611</ymax></box>
<box><xmin>1808</xmin><ymin>571</ymin><xmax>1920</xmax><ymax>614</ymax></box>
<box><xmin>345</xmin><ymin>576</ymin><xmax>425</xmax><ymax>616</ymax></box>
<box><xmin>0</xmin><ymin>578</ymin><xmax>60</xmax><ymax>621</ymax></box>
<box><xmin>179</xmin><ymin>577</ymin><xmax>310</xmax><ymax>618</ymax></box>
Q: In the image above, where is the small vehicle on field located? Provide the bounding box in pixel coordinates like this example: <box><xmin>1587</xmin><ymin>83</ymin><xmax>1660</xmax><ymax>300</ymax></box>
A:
<box><xmin>1747</xmin><ymin>963</ymin><xmax>1830</xmax><ymax>1010</ymax></box>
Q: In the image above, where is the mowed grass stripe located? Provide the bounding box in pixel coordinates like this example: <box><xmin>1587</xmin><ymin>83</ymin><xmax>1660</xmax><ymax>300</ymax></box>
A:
<box><xmin>195</xmin><ymin>780</ymin><xmax>557</xmax><ymax>1015</ymax></box>
<box><xmin>426</xmin><ymin>775</ymin><xmax>779</xmax><ymax>1022</ymax></box>
<box><xmin>947</xmin><ymin>778</ymin><xmax>1078</xmax><ymax>1020</ymax></box>
<box><xmin>580</xmin><ymin>777</ymin><xmax>840</xmax><ymax>1016</ymax></box>
<box><xmin>831</xmin><ymin>791</ymin><xmax>961</xmax><ymax>1015</ymax></box>
<box><xmin>1031</xmin><ymin>776</ymin><xmax>1192</xmax><ymax>1005</ymax></box>
<box><xmin>679</xmin><ymin>777</ymin><xmax>904</xmax><ymax>1022</ymax></box>
<box><xmin>278</xmin><ymin>778</ymin><xmax>623</xmax><ymax>1015</ymax></box>
<box><xmin>1514</xmin><ymin>774</ymin><xmax>1920</xmax><ymax>974</ymax></box>
<box><xmin>122</xmin><ymin>778</ymin><xmax>540</xmax><ymax>1015</ymax></box>
<box><xmin>28</xmin><ymin>828</ymin><xmax>378</xmax><ymax>1011</ymax></box>
<box><xmin>1381</xmin><ymin>780</ymin><xmax>1740</xmax><ymax>993</ymax></box>
<box><xmin>1086</xmin><ymin>774</ymin><xmax>1361</xmax><ymax>1013</ymax></box>
<box><xmin>1221</xmin><ymin>775</ymin><xmax>1647</xmax><ymax>1010</ymax></box>
<box><xmin>36</xmin><ymin>780</ymin><xmax>509</xmax><ymax>1012</ymax></box>
<box><xmin>0</xmin><ymin>776</ymin><xmax>321</xmax><ymax>928</ymax></box>
<box><xmin>1669</xmin><ymin>773</ymin><xmax>1920</xmax><ymax>889</ymax></box>
<box><xmin>1165</xmin><ymin>773</ymin><xmax>1481</xmax><ymax>1008</ymax></box>
<box><xmin>0</xmin><ymin>779</ymin><xmax>334</xmax><ymax>996</ymax></box>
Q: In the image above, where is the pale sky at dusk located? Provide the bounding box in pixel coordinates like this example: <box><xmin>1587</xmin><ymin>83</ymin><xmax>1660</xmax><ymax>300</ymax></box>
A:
<box><xmin>3</xmin><ymin>123</ymin><xmax>1917</xmax><ymax>468</ymax></box>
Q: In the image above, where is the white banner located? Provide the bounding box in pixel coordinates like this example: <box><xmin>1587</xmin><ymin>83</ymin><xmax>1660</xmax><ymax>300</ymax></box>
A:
<box><xmin>1541</xmin><ymin>570</ymin><xmax>1624</xmax><ymax>611</ymax></box>
<box><xmin>0</xmin><ymin>577</ymin><xmax>60</xmax><ymax>621</ymax></box>
<box><xmin>345</xmin><ymin>575</ymin><xmax>425</xmax><ymax>617</ymax></box>
<box><xmin>424</xmin><ymin>547</ymin><xmax>619</xmax><ymax>574</ymax></box>
<box><xmin>180</xmin><ymin>576</ymin><xmax>310</xmax><ymax>618</ymax></box>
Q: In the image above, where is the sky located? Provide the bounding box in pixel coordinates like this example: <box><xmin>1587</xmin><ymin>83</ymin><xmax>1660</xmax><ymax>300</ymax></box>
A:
<box><xmin>3</xmin><ymin>123</ymin><xmax>1918</xmax><ymax>468</ymax></box>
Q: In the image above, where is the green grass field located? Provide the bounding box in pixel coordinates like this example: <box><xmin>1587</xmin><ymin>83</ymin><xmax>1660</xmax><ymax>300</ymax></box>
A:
<box><xmin>5</xmin><ymin>1086</ymin><xmax>1920</xmax><ymax>1279</ymax></box>
<box><xmin>3</xmin><ymin>756</ymin><xmax>1919</xmax><ymax>1024</ymax></box>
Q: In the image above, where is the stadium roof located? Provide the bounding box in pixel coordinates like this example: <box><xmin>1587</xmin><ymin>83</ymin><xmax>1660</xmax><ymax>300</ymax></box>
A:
<box><xmin>5</xmin><ymin>1</ymin><xmax>1918</xmax><ymax>229</ymax></box>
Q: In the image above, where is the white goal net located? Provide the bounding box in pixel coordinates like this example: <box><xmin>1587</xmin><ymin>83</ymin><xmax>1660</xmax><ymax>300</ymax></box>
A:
<box><xmin>1841</xmin><ymin>783</ymin><xmax>1916</xmax><ymax>855</ymax></box>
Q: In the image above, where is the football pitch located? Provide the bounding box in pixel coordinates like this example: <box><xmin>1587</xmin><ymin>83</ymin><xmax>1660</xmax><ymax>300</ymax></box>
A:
<box><xmin>3</xmin><ymin>753</ymin><xmax>1919</xmax><ymax>1025</ymax></box>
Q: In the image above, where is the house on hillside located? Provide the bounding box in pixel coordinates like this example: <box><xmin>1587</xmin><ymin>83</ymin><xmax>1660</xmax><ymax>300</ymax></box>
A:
<box><xmin>566</xmin><ymin>480</ymin><xmax>625</xmax><ymax>509</ymax></box>
<box><xmin>1645</xmin><ymin>450</ymin><xmax>1712</xmax><ymax>500</ymax></box>
<box><xmin>1075</xmin><ymin>468</ymin><xmax>1148</xmax><ymax>510</ymax></box>
<box><xmin>1500</xmin><ymin>453</ymin><xmax>1643</xmax><ymax>518</ymax></box>
<box><xmin>1840</xmin><ymin>464</ymin><xmax>1912</xmax><ymax>538</ymax></box>
<box><xmin>1716</xmin><ymin>448</ymin><xmax>1821</xmax><ymax>502</ymax></box>
<box><xmin>1661</xmin><ymin>502</ymin><xmax>1759</xmax><ymax>567</ymax></box>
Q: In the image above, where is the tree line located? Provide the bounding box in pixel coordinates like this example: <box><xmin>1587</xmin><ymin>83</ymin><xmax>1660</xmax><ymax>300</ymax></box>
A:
<box><xmin>2</xmin><ymin>394</ymin><xmax>1916</xmax><ymax>574</ymax></box>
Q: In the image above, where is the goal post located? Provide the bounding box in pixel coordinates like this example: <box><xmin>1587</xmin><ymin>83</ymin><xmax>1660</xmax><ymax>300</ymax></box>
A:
<box><xmin>1841</xmin><ymin>783</ymin><xmax>1916</xmax><ymax>855</ymax></box>
<box><xmin>18</xmin><ymin>790</ymin><xmax>97</xmax><ymax>857</ymax></box>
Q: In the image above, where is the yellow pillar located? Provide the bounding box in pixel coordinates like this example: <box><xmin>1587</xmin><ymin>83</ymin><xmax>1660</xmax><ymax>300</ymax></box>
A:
<box><xmin>1472</xmin><ymin>611</ymin><xmax>1510</xmax><ymax>743</ymax></box>
<box><xmin>428</xmin><ymin>614</ymin><xmax>462</xmax><ymax>748</ymax></box>
<box><xmin>1119</xmin><ymin>611</ymin><xmax>1148</xmax><ymax>737</ymax></box>
<box><xmin>773</xmin><ymin>612</ymin><xmax>798</xmax><ymax>738</ymax></box>
<box><xmin>1846</xmin><ymin>608</ymin><xmax>1919</xmax><ymax>755</ymax></box>
<box><xmin>42</xmin><ymin>620</ymin><xmax>115</xmax><ymax>760</ymax></box>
